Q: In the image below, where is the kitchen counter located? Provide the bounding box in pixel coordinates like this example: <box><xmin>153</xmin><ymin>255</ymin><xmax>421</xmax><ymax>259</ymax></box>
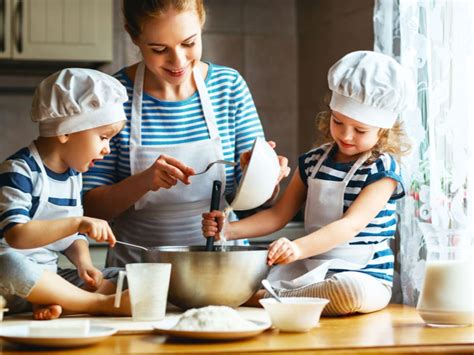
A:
<box><xmin>1</xmin><ymin>305</ymin><xmax>473</xmax><ymax>354</ymax></box>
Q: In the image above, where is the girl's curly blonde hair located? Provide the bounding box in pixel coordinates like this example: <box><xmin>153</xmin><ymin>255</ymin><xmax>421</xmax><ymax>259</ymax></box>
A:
<box><xmin>315</xmin><ymin>104</ymin><xmax>412</xmax><ymax>165</ymax></box>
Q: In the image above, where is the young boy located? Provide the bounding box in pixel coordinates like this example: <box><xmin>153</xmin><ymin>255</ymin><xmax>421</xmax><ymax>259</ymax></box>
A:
<box><xmin>0</xmin><ymin>68</ymin><xmax>131</xmax><ymax>320</ymax></box>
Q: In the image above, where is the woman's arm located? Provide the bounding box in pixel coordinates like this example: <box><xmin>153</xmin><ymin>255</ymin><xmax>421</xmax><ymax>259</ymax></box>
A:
<box><xmin>270</xmin><ymin>177</ymin><xmax>397</xmax><ymax>264</ymax></box>
<box><xmin>83</xmin><ymin>154</ymin><xmax>196</xmax><ymax>220</ymax></box>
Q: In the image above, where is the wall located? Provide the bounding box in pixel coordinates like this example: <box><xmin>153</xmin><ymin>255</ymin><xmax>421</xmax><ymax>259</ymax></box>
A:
<box><xmin>202</xmin><ymin>0</ymin><xmax>298</xmax><ymax>180</ymax></box>
<box><xmin>0</xmin><ymin>0</ymin><xmax>373</xmax><ymax>173</ymax></box>
<box><xmin>297</xmin><ymin>0</ymin><xmax>374</xmax><ymax>153</ymax></box>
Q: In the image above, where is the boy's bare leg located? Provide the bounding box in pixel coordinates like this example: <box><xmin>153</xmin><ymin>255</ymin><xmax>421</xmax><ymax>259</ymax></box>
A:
<box><xmin>26</xmin><ymin>270</ymin><xmax>130</xmax><ymax>318</ymax></box>
<box><xmin>95</xmin><ymin>279</ymin><xmax>117</xmax><ymax>295</ymax></box>
<box><xmin>32</xmin><ymin>304</ymin><xmax>63</xmax><ymax>320</ymax></box>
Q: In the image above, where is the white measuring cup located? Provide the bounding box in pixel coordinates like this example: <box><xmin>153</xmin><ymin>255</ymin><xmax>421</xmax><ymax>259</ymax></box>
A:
<box><xmin>114</xmin><ymin>263</ymin><xmax>171</xmax><ymax>321</ymax></box>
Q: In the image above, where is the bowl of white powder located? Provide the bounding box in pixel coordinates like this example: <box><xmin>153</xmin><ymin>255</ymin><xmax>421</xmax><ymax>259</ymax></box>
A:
<box><xmin>153</xmin><ymin>305</ymin><xmax>271</xmax><ymax>340</ymax></box>
<box><xmin>173</xmin><ymin>306</ymin><xmax>258</xmax><ymax>331</ymax></box>
<box><xmin>143</xmin><ymin>246</ymin><xmax>269</xmax><ymax>309</ymax></box>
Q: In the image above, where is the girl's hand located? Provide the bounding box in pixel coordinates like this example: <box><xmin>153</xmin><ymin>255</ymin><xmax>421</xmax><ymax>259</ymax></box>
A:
<box><xmin>78</xmin><ymin>264</ymin><xmax>103</xmax><ymax>291</ymax></box>
<box><xmin>143</xmin><ymin>154</ymin><xmax>196</xmax><ymax>191</ymax></box>
<box><xmin>201</xmin><ymin>210</ymin><xmax>225</xmax><ymax>241</ymax></box>
<box><xmin>78</xmin><ymin>217</ymin><xmax>116</xmax><ymax>247</ymax></box>
<box><xmin>240</xmin><ymin>140</ymin><xmax>291</xmax><ymax>183</ymax></box>
<box><xmin>267</xmin><ymin>237</ymin><xmax>302</xmax><ymax>266</ymax></box>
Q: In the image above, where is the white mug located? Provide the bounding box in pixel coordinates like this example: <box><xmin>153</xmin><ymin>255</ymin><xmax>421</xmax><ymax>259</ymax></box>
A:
<box><xmin>114</xmin><ymin>263</ymin><xmax>171</xmax><ymax>321</ymax></box>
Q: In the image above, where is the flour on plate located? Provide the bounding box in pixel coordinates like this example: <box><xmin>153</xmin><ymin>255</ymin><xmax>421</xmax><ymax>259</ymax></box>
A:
<box><xmin>172</xmin><ymin>305</ymin><xmax>257</xmax><ymax>331</ymax></box>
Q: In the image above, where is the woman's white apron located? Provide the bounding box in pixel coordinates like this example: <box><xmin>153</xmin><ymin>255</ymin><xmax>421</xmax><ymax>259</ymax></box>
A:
<box><xmin>107</xmin><ymin>62</ymin><xmax>227</xmax><ymax>266</ymax></box>
<box><xmin>268</xmin><ymin>144</ymin><xmax>379</xmax><ymax>289</ymax></box>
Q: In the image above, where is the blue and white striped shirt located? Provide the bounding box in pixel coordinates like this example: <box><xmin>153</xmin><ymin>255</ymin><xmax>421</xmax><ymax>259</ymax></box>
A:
<box><xmin>83</xmin><ymin>62</ymin><xmax>264</xmax><ymax>195</ymax></box>
<box><xmin>0</xmin><ymin>146</ymin><xmax>86</xmax><ymax>262</ymax></box>
<box><xmin>299</xmin><ymin>143</ymin><xmax>405</xmax><ymax>284</ymax></box>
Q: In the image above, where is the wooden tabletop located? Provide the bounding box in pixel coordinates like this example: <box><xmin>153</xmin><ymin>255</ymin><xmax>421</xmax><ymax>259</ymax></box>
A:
<box><xmin>1</xmin><ymin>305</ymin><xmax>473</xmax><ymax>354</ymax></box>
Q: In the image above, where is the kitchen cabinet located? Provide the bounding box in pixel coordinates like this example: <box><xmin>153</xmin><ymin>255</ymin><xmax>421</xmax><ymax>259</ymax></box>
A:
<box><xmin>0</xmin><ymin>0</ymin><xmax>112</xmax><ymax>61</ymax></box>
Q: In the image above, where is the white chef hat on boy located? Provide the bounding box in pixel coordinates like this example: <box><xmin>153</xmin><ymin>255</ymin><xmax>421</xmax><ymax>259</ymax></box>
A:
<box><xmin>328</xmin><ymin>51</ymin><xmax>412</xmax><ymax>129</ymax></box>
<box><xmin>31</xmin><ymin>68</ymin><xmax>127</xmax><ymax>137</ymax></box>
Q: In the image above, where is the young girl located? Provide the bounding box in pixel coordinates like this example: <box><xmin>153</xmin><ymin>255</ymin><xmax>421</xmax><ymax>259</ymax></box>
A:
<box><xmin>202</xmin><ymin>51</ymin><xmax>413</xmax><ymax>316</ymax></box>
<box><xmin>0</xmin><ymin>68</ymin><xmax>131</xmax><ymax>320</ymax></box>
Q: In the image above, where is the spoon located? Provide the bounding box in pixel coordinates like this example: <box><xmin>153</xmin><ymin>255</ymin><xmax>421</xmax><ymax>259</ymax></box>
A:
<box><xmin>261</xmin><ymin>279</ymin><xmax>283</xmax><ymax>303</ymax></box>
<box><xmin>115</xmin><ymin>240</ymin><xmax>149</xmax><ymax>251</ymax></box>
<box><xmin>194</xmin><ymin>160</ymin><xmax>237</xmax><ymax>176</ymax></box>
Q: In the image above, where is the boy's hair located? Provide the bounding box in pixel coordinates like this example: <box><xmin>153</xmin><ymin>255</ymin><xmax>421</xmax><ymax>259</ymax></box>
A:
<box><xmin>315</xmin><ymin>102</ymin><xmax>411</xmax><ymax>165</ymax></box>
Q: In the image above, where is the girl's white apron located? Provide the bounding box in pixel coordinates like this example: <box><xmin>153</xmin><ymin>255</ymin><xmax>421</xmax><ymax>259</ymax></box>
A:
<box><xmin>268</xmin><ymin>144</ymin><xmax>379</xmax><ymax>289</ymax></box>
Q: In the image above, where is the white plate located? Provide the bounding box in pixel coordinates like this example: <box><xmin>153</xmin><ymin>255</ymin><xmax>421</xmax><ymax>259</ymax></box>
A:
<box><xmin>0</xmin><ymin>325</ymin><xmax>117</xmax><ymax>348</ymax></box>
<box><xmin>153</xmin><ymin>317</ymin><xmax>271</xmax><ymax>340</ymax></box>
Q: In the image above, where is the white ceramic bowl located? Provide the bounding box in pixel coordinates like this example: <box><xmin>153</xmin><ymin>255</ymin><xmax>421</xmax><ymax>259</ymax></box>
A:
<box><xmin>230</xmin><ymin>137</ymin><xmax>280</xmax><ymax>211</ymax></box>
<box><xmin>259</xmin><ymin>297</ymin><xmax>329</xmax><ymax>332</ymax></box>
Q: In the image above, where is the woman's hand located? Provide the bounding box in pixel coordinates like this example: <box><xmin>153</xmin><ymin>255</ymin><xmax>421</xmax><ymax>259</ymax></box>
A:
<box><xmin>268</xmin><ymin>141</ymin><xmax>291</xmax><ymax>183</ymax></box>
<box><xmin>77</xmin><ymin>263</ymin><xmax>104</xmax><ymax>291</ymax></box>
<box><xmin>143</xmin><ymin>154</ymin><xmax>196</xmax><ymax>191</ymax></box>
<box><xmin>267</xmin><ymin>237</ymin><xmax>302</xmax><ymax>266</ymax></box>
<box><xmin>240</xmin><ymin>140</ymin><xmax>291</xmax><ymax>183</ymax></box>
<box><xmin>202</xmin><ymin>210</ymin><xmax>226</xmax><ymax>241</ymax></box>
<box><xmin>77</xmin><ymin>217</ymin><xmax>116</xmax><ymax>247</ymax></box>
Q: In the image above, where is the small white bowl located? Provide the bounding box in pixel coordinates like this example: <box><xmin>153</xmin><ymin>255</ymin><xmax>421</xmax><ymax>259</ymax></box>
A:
<box><xmin>230</xmin><ymin>137</ymin><xmax>280</xmax><ymax>211</ymax></box>
<box><xmin>259</xmin><ymin>297</ymin><xmax>329</xmax><ymax>332</ymax></box>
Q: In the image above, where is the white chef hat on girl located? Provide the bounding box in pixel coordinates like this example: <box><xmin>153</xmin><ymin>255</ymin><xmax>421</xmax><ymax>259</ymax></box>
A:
<box><xmin>328</xmin><ymin>51</ymin><xmax>413</xmax><ymax>128</ymax></box>
<box><xmin>31</xmin><ymin>68</ymin><xmax>127</xmax><ymax>137</ymax></box>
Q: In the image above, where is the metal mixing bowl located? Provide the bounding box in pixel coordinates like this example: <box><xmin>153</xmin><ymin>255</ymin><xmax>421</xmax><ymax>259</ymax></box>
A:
<box><xmin>143</xmin><ymin>245</ymin><xmax>270</xmax><ymax>309</ymax></box>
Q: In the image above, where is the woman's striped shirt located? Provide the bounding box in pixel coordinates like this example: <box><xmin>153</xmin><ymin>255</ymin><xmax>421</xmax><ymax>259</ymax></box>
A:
<box><xmin>299</xmin><ymin>143</ymin><xmax>405</xmax><ymax>285</ymax></box>
<box><xmin>83</xmin><ymin>62</ymin><xmax>264</xmax><ymax>195</ymax></box>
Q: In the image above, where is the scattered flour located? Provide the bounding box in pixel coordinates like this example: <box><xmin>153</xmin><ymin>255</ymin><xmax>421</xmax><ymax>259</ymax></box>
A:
<box><xmin>172</xmin><ymin>305</ymin><xmax>257</xmax><ymax>331</ymax></box>
<box><xmin>217</xmin><ymin>207</ymin><xmax>233</xmax><ymax>251</ymax></box>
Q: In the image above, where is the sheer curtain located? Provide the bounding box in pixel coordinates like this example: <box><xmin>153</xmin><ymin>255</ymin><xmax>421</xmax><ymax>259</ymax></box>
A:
<box><xmin>374</xmin><ymin>0</ymin><xmax>474</xmax><ymax>306</ymax></box>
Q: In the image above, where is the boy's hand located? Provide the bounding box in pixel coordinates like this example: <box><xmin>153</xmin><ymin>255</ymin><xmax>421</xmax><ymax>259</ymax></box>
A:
<box><xmin>201</xmin><ymin>210</ymin><xmax>225</xmax><ymax>241</ymax></box>
<box><xmin>78</xmin><ymin>264</ymin><xmax>103</xmax><ymax>291</ymax></box>
<box><xmin>267</xmin><ymin>237</ymin><xmax>302</xmax><ymax>266</ymax></box>
<box><xmin>78</xmin><ymin>217</ymin><xmax>116</xmax><ymax>247</ymax></box>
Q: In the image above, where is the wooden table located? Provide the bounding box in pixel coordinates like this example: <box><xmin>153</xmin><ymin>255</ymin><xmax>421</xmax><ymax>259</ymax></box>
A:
<box><xmin>1</xmin><ymin>305</ymin><xmax>473</xmax><ymax>354</ymax></box>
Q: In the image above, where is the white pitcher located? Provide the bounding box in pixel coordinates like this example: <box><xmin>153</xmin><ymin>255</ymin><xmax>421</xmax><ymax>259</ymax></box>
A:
<box><xmin>417</xmin><ymin>225</ymin><xmax>474</xmax><ymax>327</ymax></box>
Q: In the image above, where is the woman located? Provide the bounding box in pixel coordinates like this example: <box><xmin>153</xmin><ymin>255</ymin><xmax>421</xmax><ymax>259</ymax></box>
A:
<box><xmin>83</xmin><ymin>0</ymin><xmax>288</xmax><ymax>267</ymax></box>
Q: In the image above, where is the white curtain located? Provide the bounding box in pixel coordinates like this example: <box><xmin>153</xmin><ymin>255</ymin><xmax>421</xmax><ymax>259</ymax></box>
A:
<box><xmin>374</xmin><ymin>0</ymin><xmax>474</xmax><ymax>306</ymax></box>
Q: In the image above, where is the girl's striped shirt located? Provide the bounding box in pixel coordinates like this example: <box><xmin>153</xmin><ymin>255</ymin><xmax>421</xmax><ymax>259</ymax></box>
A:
<box><xmin>83</xmin><ymin>62</ymin><xmax>264</xmax><ymax>195</ymax></box>
<box><xmin>299</xmin><ymin>143</ymin><xmax>405</xmax><ymax>285</ymax></box>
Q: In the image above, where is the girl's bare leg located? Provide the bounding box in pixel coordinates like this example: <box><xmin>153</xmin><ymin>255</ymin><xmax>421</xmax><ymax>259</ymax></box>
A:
<box><xmin>26</xmin><ymin>270</ymin><xmax>130</xmax><ymax>318</ymax></box>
